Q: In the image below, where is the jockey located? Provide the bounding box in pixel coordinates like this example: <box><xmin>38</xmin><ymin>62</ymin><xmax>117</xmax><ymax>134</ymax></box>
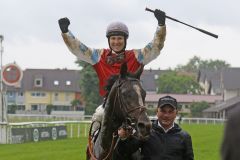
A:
<box><xmin>58</xmin><ymin>9</ymin><xmax>166</xmax><ymax>131</ymax></box>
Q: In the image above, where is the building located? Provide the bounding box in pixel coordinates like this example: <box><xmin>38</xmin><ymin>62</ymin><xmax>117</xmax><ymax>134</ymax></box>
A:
<box><xmin>145</xmin><ymin>93</ymin><xmax>222</xmax><ymax>114</ymax></box>
<box><xmin>5</xmin><ymin>68</ymin><xmax>83</xmax><ymax>114</ymax></box>
<box><xmin>202</xmin><ymin>68</ymin><xmax>240</xmax><ymax>119</ymax></box>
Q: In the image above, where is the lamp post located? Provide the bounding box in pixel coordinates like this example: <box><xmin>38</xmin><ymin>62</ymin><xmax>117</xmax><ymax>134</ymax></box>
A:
<box><xmin>0</xmin><ymin>34</ymin><xmax>8</xmax><ymax>144</ymax></box>
<box><xmin>0</xmin><ymin>35</ymin><xmax>4</xmax><ymax>123</ymax></box>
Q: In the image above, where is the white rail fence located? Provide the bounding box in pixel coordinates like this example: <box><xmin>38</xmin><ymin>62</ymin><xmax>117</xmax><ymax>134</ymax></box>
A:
<box><xmin>7</xmin><ymin>115</ymin><xmax>226</xmax><ymax>138</ymax></box>
<box><xmin>8</xmin><ymin>120</ymin><xmax>91</xmax><ymax>138</ymax></box>
<box><xmin>1</xmin><ymin>116</ymin><xmax>227</xmax><ymax>144</ymax></box>
<box><xmin>8</xmin><ymin>114</ymin><xmax>92</xmax><ymax>122</ymax></box>
<box><xmin>180</xmin><ymin>117</ymin><xmax>226</xmax><ymax>125</ymax></box>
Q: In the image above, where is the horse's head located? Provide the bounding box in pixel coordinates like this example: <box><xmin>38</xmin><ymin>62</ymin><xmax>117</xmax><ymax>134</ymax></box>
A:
<box><xmin>105</xmin><ymin>63</ymin><xmax>151</xmax><ymax>139</ymax></box>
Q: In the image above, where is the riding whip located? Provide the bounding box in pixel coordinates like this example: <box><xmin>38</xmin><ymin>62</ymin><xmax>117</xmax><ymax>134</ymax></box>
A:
<box><xmin>145</xmin><ymin>7</ymin><xmax>218</xmax><ymax>39</ymax></box>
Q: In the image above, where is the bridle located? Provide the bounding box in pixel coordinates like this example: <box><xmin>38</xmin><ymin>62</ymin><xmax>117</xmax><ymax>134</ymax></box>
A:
<box><xmin>88</xmin><ymin>78</ymin><xmax>147</xmax><ymax>160</ymax></box>
<box><xmin>113</xmin><ymin>78</ymin><xmax>147</xmax><ymax>126</ymax></box>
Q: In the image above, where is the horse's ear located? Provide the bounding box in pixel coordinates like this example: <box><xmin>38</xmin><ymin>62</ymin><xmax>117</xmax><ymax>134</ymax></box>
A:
<box><xmin>120</xmin><ymin>62</ymin><xmax>128</xmax><ymax>79</ymax></box>
<box><xmin>135</xmin><ymin>64</ymin><xmax>144</xmax><ymax>79</ymax></box>
<box><xmin>128</xmin><ymin>64</ymin><xmax>144</xmax><ymax>79</ymax></box>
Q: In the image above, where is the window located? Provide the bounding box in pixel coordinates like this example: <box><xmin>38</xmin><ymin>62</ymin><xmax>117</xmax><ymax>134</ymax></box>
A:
<box><xmin>31</xmin><ymin>105</ymin><xmax>38</xmax><ymax>111</ymax></box>
<box><xmin>8</xmin><ymin>92</ymin><xmax>14</xmax><ymax>97</ymax></box>
<box><xmin>17</xmin><ymin>105</ymin><xmax>25</xmax><ymax>111</ymax></box>
<box><xmin>54</xmin><ymin>93</ymin><xmax>59</xmax><ymax>101</ymax></box>
<box><xmin>31</xmin><ymin>92</ymin><xmax>46</xmax><ymax>97</ymax></box>
<box><xmin>66</xmin><ymin>80</ymin><xmax>71</xmax><ymax>86</ymax></box>
<box><xmin>54</xmin><ymin>80</ymin><xmax>59</xmax><ymax>86</ymax></box>
<box><xmin>34</xmin><ymin>78</ymin><xmax>43</xmax><ymax>87</ymax></box>
<box><xmin>18</xmin><ymin>92</ymin><xmax>23</xmax><ymax>96</ymax></box>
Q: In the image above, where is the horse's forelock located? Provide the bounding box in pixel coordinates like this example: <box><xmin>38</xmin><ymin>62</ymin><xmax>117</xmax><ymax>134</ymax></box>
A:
<box><xmin>104</xmin><ymin>75</ymin><xmax>119</xmax><ymax>94</ymax></box>
<box><xmin>120</xmin><ymin>62</ymin><xmax>128</xmax><ymax>79</ymax></box>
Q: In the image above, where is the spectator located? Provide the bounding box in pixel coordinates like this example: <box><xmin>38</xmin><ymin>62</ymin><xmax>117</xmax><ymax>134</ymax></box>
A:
<box><xmin>178</xmin><ymin>114</ymin><xmax>183</xmax><ymax>125</ymax></box>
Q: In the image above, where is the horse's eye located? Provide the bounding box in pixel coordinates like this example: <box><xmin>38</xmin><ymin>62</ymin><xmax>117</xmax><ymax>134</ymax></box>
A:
<box><xmin>123</xmin><ymin>91</ymin><xmax>133</xmax><ymax>98</ymax></box>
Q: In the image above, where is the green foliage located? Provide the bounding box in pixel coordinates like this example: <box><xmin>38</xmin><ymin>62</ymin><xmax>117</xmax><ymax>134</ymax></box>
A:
<box><xmin>7</xmin><ymin>104</ymin><xmax>17</xmax><ymax>114</ymax></box>
<box><xmin>176</xmin><ymin>56</ymin><xmax>230</xmax><ymax>73</ymax></box>
<box><xmin>46</xmin><ymin>104</ymin><xmax>53</xmax><ymax>115</ymax></box>
<box><xmin>146</xmin><ymin>108</ymin><xmax>157</xmax><ymax>116</ymax></box>
<box><xmin>156</xmin><ymin>70</ymin><xmax>203</xmax><ymax>94</ymax></box>
<box><xmin>190</xmin><ymin>101</ymin><xmax>209</xmax><ymax>117</ymax></box>
<box><xmin>71</xmin><ymin>99</ymin><xmax>83</xmax><ymax>111</ymax></box>
<box><xmin>70</xmin><ymin>99</ymin><xmax>81</xmax><ymax>106</ymax></box>
<box><xmin>76</xmin><ymin>61</ymin><xmax>102</xmax><ymax>115</ymax></box>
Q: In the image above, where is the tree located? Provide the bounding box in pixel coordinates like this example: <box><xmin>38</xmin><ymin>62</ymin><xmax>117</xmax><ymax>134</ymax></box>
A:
<box><xmin>190</xmin><ymin>101</ymin><xmax>209</xmax><ymax>117</ymax></box>
<box><xmin>46</xmin><ymin>104</ymin><xmax>54</xmax><ymax>115</ymax></box>
<box><xmin>176</xmin><ymin>56</ymin><xmax>230</xmax><ymax>74</ymax></box>
<box><xmin>76</xmin><ymin>61</ymin><xmax>102</xmax><ymax>115</ymax></box>
<box><xmin>156</xmin><ymin>70</ymin><xmax>203</xmax><ymax>94</ymax></box>
<box><xmin>71</xmin><ymin>99</ymin><xmax>83</xmax><ymax>111</ymax></box>
<box><xmin>7</xmin><ymin>104</ymin><xmax>17</xmax><ymax>114</ymax></box>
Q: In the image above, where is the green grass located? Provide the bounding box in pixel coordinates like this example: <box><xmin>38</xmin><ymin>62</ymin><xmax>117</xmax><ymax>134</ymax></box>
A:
<box><xmin>182</xmin><ymin>124</ymin><xmax>224</xmax><ymax>160</ymax></box>
<box><xmin>0</xmin><ymin>124</ymin><xmax>224</xmax><ymax>160</ymax></box>
<box><xmin>0</xmin><ymin>138</ymin><xmax>87</xmax><ymax>160</ymax></box>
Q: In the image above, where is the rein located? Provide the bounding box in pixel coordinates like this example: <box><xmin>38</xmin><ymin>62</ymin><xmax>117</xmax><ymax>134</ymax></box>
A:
<box><xmin>88</xmin><ymin>130</ymin><xmax>118</xmax><ymax>160</ymax></box>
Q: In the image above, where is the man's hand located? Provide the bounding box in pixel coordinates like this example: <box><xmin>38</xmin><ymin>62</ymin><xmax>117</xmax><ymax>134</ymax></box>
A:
<box><xmin>58</xmin><ymin>17</ymin><xmax>70</xmax><ymax>33</ymax></box>
<box><xmin>118</xmin><ymin>127</ymin><xmax>131</xmax><ymax>140</ymax></box>
<box><xmin>154</xmin><ymin>9</ymin><xmax>166</xmax><ymax>26</ymax></box>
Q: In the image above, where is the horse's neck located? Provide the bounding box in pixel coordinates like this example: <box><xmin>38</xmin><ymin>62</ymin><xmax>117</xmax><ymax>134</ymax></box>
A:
<box><xmin>100</xmin><ymin>113</ymin><xmax>115</xmax><ymax>150</ymax></box>
<box><xmin>97</xmin><ymin>87</ymin><xmax>122</xmax><ymax>157</ymax></box>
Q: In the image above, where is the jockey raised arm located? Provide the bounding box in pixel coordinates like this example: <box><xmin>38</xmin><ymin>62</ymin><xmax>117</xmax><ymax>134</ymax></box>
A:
<box><xmin>58</xmin><ymin>9</ymin><xmax>166</xmax><ymax>97</ymax></box>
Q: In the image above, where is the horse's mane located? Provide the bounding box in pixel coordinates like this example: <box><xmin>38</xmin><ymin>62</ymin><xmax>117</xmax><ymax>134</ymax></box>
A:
<box><xmin>104</xmin><ymin>75</ymin><xmax>119</xmax><ymax>95</ymax></box>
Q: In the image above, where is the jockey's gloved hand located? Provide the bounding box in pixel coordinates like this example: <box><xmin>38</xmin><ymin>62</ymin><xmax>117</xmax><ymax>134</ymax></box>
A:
<box><xmin>58</xmin><ymin>17</ymin><xmax>70</xmax><ymax>33</ymax></box>
<box><xmin>154</xmin><ymin>9</ymin><xmax>166</xmax><ymax>26</ymax></box>
<box><xmin>118</xmin><ymin>126</ymin><xmax>132</xmax><ymax>140</ymax></box>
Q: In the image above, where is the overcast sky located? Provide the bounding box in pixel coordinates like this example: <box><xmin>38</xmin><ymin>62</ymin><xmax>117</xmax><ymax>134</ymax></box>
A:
<box><xmin>0</xmin><ymin>0</ymin><xmax>239</xmax><ymax>70</ymax></box>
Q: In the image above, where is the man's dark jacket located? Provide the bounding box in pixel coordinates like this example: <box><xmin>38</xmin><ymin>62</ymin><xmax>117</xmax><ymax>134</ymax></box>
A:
<box><xmin>113</xmin><ymin>120</ymin><xmax>194</xmax><ymax>160</ymax></box>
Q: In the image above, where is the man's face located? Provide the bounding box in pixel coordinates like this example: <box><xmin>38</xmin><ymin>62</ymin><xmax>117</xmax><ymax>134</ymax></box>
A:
<box><xmin>157</xmin><ymin>105</ymin><xmax>177</xmax><ymax>129</ymax></box>
<box><xmin>109</xmin><ymin>35</ymin><xmax>125</xmax><ymax>53</ymax></box>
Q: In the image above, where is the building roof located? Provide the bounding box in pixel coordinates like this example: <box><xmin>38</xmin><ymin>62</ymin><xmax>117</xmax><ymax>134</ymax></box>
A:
<box><xmin>140</xmin><ymin>69</ymin><xmax>167</xmax><ymax>92</ymax></box>
<box><xmin>203</xmin><ymin>96</ymin><xmax>240</xmax><ymax>112</ymax></box>
<box><xmin>22</xmin><ymin>69</ymin><xmax>81</xmax><ymax>92</ymax></box>
<box><xmin>222</xmin><ymin>68</ymin><xmax>240</xmax><ymax>90</ymax></box>
<box><xmin>4</xmin><ymin>68</ymin><xmax>166</xmax><ymax>93</ymax></box>
<box><xmin>146</xmin><ymin>93</ymin><xmax>222</xmax><ymax>103</ymax></box>
<box><xmin>198</xmin><ymin>69</ymin><xmax>222</xmax><ymax>94</ymax></box>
